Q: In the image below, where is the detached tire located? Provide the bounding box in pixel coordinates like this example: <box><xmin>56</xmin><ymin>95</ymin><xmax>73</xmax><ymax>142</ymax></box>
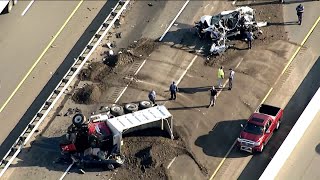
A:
<box><xmin>72</xmin><ymin>114</ymin><xmax>86</xmax><ymax>127</ymax></box>
<box><xmin>124</xmin><ymin>103</ymin><xmax>138</xmax><ymax>113</ymax></box>
<box><xmin>138</xmin><ymin>100</ymin><xmax>152</xmax><ymax>110</ymax></box>
<box><xmin>110</xmin><ymin>105</ymin><xmax>124</xmax><ymax>117</ymax></box>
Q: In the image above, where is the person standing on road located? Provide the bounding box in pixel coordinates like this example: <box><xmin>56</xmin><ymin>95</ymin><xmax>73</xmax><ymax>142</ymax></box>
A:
<box><xmin>208</xmin><ymin>86</ymin><xmax>218</xmax><ymax>108</ymax></box>
<box><xmin>217</xmin><ymin>66</ymin><xmax>224</xmax><ymax>88</ymax></box>
<box><xmin>148</xmin><ymin>89</ymin><xmax>156</xmax><ymax>104</ymax></box>
<box><xmin>228</xmin><ymin>68</ymin><xmax>235</xmax><ymax>90</ymax></box>
<box><xmin>296</xmin><ymin>4</ymin><xmax>304</xmax><ymax>25</ymax></box>
<box><xmin>169</xmin><ymin>81</ymin><xmax>179</xmax><ymax>100</ymax></box>
<box><xmin>246</xmin><ymin>30</ymin><xmax>253</xmax><ymax>49</ymax></box>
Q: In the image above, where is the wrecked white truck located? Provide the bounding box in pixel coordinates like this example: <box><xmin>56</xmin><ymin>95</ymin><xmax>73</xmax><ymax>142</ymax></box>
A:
<box><xmin>195</xmin><ymin>6</ymin><xmax>267</xmax><ymax>55</ymax></box>
<box><xmin>58</xmin><ymin>103</ymin><xmax>174</xmax><ymax>172</ymax></box>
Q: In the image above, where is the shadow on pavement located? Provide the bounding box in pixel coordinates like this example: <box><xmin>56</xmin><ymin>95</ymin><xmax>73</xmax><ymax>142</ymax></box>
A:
<box><xmin>238</xmin><ymin>56</ymin><xmax>320</xmax><ymax>180</ymax></box>
<box><xmin>179</xmin><ymin>86</ymin><xmax>211</xmax><ymax>94</ymax></box>
<box><xmin>268</xmin><ymin>21</ymin><xmax>299</xmax><ymax>26</ymax></box>
<box><xmin>0</xmin><ymin>0</ymin><xmax>118</xmax><ymax>160</ymax></box>
<box><xmin>160</xmin><ymin>22</ymin><xmax>211</xmax><ymax>57</ymax></box>
<box><xmin>195</xmin><ymin>119</ymin><xmax>248</xmax><ymax>158</ymax></box>
<box><xmin>237</xmin><ymin>0</ymin><xmax>318</xmax><ymax>7</ymax></box>
<box><xmin>168</xmin><ymin>105</ymin><xmax>208</xmax><ymax>111</ymax></box>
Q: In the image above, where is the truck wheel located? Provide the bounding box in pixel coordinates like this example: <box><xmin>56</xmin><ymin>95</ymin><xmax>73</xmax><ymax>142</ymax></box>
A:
<box><xmin>276</xmin><ymin>120</ymin><xmax>281</xmax><ymax>130</ymax></box>
<box><xmin>259</xmin><ymin>144</ymin><xmax>264</xmax><ymax>153</ymax></box>
<box><xmin>110</xmin><ymin>105</ymin><xmax>124</xmax><ymax>117</ymax></box>
<box><xmin>3</xmin><ymin>0</ymin><xmax>13</xmax><ymax>14</ymax></box>
<box><xmin>107</xmin><ymin>163</ymin><xmax>114</xmax><ymax>170</ymax></box>
<box><xmin>72</xmin><ymin>114</ymin><xmax>86</xmax><ymax>127</ymax></box>
<box><xmin>124</xmin><ymin>103</ymin><xmax>138</xmax><ymax>113</ymax></box>
<box><xmin>138</xmin><ymin>100</ymin><xmax>152</xmax><ymax>110</ymax></box>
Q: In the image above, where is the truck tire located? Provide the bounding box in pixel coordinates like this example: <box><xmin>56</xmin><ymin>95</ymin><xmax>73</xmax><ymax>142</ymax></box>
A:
<box><xmin>138</xmin><ymin>100</ymin><xmax>152</xmax><ymax>110</ymax></box>
<box><xmin>276</xmin><ymin>120</ymin><xmax>281</xmax><ymax>130</ymax></box>
<box><xmin>107</xmin><ymin>163</ymin><xmax>114</xmax><ymax>170</ymax></box>
<box><xmin>110</xmin><ymin>105</ymin><xmax>124</xmax><ymax>117</ymax></box>
<box><xmin>124</xmin><ymin>103</ymin><xmax>138</xmax><ymax>113</ymax></box>
<box><xmin>258</xmin><ymin>144</ymin><xmax>264</xmax><ymax>153</ymax></box>
<box><xmin>3</xmin><ymin>0</ymin><xmax>13</xmax><ymax>14</ymax></box>
<box><xmin>72</xmin><ymin>114</ymin><xmax>86</xmax><ymax>127</ymax></box>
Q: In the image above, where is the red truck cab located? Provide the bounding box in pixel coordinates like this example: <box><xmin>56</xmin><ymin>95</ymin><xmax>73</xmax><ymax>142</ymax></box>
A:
<box><xmin>237</xmin><ymin>104</ymin><xmax>283</xmax><ymax>153</ymax></box>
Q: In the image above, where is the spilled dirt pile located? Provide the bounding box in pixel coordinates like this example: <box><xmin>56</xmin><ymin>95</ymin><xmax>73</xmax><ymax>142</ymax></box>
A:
<box><xmin>72</xmin><ymin>84</ymin><xmax>103</xmax><ymax>104</ymax></box>
<box><xmin>112</xmin><ymin>129</ymin><xmax>189</xmax><ymax>180</ymax></box>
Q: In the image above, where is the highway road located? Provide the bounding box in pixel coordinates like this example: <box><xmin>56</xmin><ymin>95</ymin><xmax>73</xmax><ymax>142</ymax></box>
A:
<box><xmin>1</xmin><ymin>0</ymin><xmax>319</xmax><ymax>179</ymax></box>
<box><xmin>0</xmin><ymin>0</ymin><xmax>118</xmax><ymax>158</ymax></box>
<box><xmin>276</xmin><ymin>111</ymin><xmax>320</xmax><ymax>180</ymax></box>
<box><xmin>211</xmin><ymin>1</ymin><xmax>320</xmax><ymax>179</ymax></box>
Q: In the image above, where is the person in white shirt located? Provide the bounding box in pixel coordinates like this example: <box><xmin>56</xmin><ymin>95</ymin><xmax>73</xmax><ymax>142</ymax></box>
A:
<box><xmin>228</xmin><ymin>68</ymin><xmax>235</xmax><ymax>90</ymax></box>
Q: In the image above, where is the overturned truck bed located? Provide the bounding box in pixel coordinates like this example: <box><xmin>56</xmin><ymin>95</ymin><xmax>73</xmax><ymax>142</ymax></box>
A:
<box><xmin>94</xmin><ymin>105</ymin><xmax>174</xmax><ymax>153</ymax></box>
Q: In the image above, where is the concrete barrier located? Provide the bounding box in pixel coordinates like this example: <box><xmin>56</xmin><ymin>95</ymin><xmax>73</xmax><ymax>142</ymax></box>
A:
<box><xmin>259</xmin><ymin>87</ymin><xmax>320</xmax><ymax>180</ymax></box>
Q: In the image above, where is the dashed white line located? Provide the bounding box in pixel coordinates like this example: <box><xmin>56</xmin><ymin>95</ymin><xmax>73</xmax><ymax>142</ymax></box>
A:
<box><xmin>159</xmin><ymin>0</ymin><xmax>190</xmax><ymax>42</ymax></box>
<box><xmin>167</xmin><ymin>157</ymin><xmax>176</xmax><ymax>169</ymax></box>
<box><xmin>59</xmin><ymin>162</ymin><xmax>74</xmax><ymax>180</ymax></box>
<box><xmin>176</xmin><ymin>55</ymin><xmax>197</xmax><ymax>85</ymax></box>
<box><xmin>21</xmin><ymin>0</ymin><xmax>34</xmax><ymax>16</ymax></box>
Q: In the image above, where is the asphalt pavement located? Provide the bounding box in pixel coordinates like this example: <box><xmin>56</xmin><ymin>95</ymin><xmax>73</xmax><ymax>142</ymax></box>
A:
<box><xmin>213</xmin><ymin>1</ymin><xmax>320</xmax><ymax>179</ymax></box>
<box><xmin>0</xmin><ymin>0</ymin><xmax>117</xmax><ymax>158</ymax></box>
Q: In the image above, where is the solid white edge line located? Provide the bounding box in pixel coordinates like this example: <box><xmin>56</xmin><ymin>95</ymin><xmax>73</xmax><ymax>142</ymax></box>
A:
<box><xmin>59</xmin><ymin>162</ymin><xmax>74</xmax><ymax>180</ymax></box>
<box><xmin>158</xmin><ymin>0</ymin><xmax>190</xmax><ymax>42</ymax></box>
<box><xmin>21</xmin><ymin>0</ymin><xmax>34</xmax><ymax>16</ymax></box>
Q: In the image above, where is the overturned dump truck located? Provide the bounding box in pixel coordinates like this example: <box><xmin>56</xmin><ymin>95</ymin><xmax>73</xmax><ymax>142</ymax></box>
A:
<box><xmin>195</xmin><ymin>6</ymin><xmax>267</xmax><ymax>55</ymax></box>
<box><xmin>59</xmin><ymin>104</ymin><xmax>174</xmax><ymax>171</ymax></box>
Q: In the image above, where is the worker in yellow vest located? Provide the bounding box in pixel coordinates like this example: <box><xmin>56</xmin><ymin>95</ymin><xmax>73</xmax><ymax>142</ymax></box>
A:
<box><xmin>217</xmin><ymin>66</ymin><xmax>224</xmax><ymax>88</ymax></box>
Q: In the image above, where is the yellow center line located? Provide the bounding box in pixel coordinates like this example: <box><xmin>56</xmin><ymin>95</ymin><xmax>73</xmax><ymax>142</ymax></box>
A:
<box><xmin>209</xmin><ymin>16</ymin><xmax>320</xmax><ymax>180</ymax></box>
<box><xmin>0</xmin><ymin>0</ymin><xmax>83</xmax><ymax>113</ymax></box>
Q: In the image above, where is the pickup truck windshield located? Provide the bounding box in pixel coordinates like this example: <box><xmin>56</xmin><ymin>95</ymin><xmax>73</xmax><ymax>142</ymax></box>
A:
<box><xmin>244</xmin><ymin>122</ymin><xmax>264</xmax><ymax>135</ymax></box>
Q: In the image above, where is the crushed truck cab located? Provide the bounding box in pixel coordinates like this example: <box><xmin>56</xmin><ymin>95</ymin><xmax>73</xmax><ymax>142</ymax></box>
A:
<box><xmin>237</xmin><ymin>104</ymin><xmax>283</xmax><ymax>153</ymax></box>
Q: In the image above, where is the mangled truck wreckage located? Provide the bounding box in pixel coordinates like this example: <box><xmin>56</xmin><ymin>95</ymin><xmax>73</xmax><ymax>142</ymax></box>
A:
<box><xmin>195</xmin><ymin>6</ymin><xmax>267</xmax><ymax>55</ymax></box>
<box><xmin>59</xmin><ymin>103</ymin><xmax>174</xmax><ymax>171</ymax></box>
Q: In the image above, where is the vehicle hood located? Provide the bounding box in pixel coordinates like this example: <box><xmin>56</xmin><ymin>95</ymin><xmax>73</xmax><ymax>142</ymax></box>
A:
<box><xmin>240</xmin><ymin>131</ymin><xmax>263</xmax><ymax>142</ymax></box>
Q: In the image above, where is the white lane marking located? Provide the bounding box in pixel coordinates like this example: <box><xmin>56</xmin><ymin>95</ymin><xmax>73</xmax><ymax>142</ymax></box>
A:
<box><xmin>216</xmin><ymin>57</ymin><xmax>244</xmax><ymax>97</ymax></box>
<box><xmin>159</xmin><ymin>0</ymin><xmax>190</xmax><ymax>42</ymax></box>
<box><xmin>134</xmin><ymin>59</ymin><xmax>146</xmax><ymax>76</ymax></box>
<box><xmin>167</xmin><ymin>157</ymin><xmax>176</xmax><ymax>169</ymax></box>
<box><xmin>177</xmin><ymin>55</ymin><xmax>197</xmax><ymax>85</ymax></box>
<box><xmin>59</xmin><ymin>162</ymin><xmax>74</xmax><ymax>180</ymax></box>
<box><xmin>21</xmin><ymin>0</ymin><xmax>34</xmax><ymax>16</ymax></box>
<box><xmin>115</xmin><ymin>84</ymin><xmax>129</xmax><ymax>103</ymax></box>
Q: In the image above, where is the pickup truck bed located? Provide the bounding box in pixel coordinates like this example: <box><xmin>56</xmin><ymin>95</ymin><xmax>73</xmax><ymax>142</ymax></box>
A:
<box><xmin>258</xmin><ymin>104</ymin><xmax>281</xmax><ymax>117</ymax></box>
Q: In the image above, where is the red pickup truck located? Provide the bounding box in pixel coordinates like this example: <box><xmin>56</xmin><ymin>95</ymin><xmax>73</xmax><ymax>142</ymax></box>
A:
<box><xmin>237</xmin><ymin>104</ymin><xmax>283</xmax><ymax>153</ymax></box>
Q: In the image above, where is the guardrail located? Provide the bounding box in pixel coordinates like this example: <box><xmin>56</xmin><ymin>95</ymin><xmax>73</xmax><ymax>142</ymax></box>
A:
<box><xmin>259</xmin><ymin>87</ymin><xmax>320</xmax><ymax>180</ymax></box>
<box><xmin>0</xmin><ymin>0</ymin><xmax>130</xmax><ymax>177</ymax></box>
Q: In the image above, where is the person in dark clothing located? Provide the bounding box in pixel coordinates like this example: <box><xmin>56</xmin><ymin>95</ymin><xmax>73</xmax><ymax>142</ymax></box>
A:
<box><xmin>169</xmin><ymin>81</ymin><xmax>179</xmax><ymax>100</ymax></box>
<box><xmin>246</xmin><ymin>30</ymin><xmax>253</xmax><ymax>49</ymax></box>
<box><xmin>148</xmin><ymin>90</ymin><xmax>156</xmax><ymax>104</ymax></box>
<box><xmin>208</xmin><ymin>86</ymin><xmax>218</xmax><ymax>108</ymax></box>
<box><xmin>296</xmin><ymin>4</ymin><xmax>304</xmax><ymax>25</ymax></box>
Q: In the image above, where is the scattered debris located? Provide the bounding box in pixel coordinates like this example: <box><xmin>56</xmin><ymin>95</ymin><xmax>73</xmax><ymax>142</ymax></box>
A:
<box><xmin>116</xmin><ymin>33</ymin><xmax>122</xmax><ymax>38</ymax></box>
<box><xmin>148</xmin><ymin>3</ymin><xmax>153</xmax><ymax>6</ymax></box>
<box><xmin>195</xmin><ymin>6</ymin><xmax>267</xmax><ymax>55</ymax></box>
